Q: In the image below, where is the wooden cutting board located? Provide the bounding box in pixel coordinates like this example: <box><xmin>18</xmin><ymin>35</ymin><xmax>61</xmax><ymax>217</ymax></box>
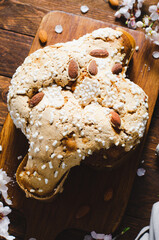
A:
<box><xmin>0</xmin><ymin>11</ymin><xmax>158</xmax><ymax>240</ymax></box>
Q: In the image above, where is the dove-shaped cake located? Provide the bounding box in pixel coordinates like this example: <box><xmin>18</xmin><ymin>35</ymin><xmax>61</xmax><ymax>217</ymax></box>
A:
<box><xmin>7</xmin><ymin>27</ymin><xmax>149</xmax><ymax>200</ymax></box>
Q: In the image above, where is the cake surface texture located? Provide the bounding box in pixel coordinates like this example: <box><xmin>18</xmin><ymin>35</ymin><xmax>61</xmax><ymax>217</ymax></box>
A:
<box><xmin>7</xmin><ymin>27</ymin><xmax>149</xmax><ymax>199</ymax></box>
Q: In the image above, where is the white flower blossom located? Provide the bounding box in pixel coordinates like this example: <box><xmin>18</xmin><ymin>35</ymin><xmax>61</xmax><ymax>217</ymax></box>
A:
<box><xmin>115</xmin><ymin>6</ymin><xmax>130</xmax><ymax>19</ymax></box>
<box><xmin>127</xmin><ymin>16</ymin><xmax>137</xmax><ymax>29</ymax></box>
<box><xmin>0</xmin><ymin>202</ymin><xmax>15</xmax><ymax>240</ymax></box>
<box><xmin>149</xmin><ymin>2</ymin><xmax>159</xmax><ymax>21</ymax></box>
<box><xmin>143</xmin><ymin>16</ymin><xmax>150</xmax><ymax>26</ymax></box>
<box><xmin>145</xmin><ymin>26</ymin><xmax>159</xmax><ymax>45</ymax></box>
<box><xmin>0</xmin><ymin>169</ymin><xmax>12</xmax><ymax>205</ymax></box>
<box><xmin>115</xmin><ymin>0</ymin><xmax>144</xmax><ymax>22</ymax></box>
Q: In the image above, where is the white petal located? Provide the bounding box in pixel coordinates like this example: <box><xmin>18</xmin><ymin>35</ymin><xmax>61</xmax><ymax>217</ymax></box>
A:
<box><xmin>136</xmin><ymin>21</ymin><xmax>143</xmax><ymax>28</ymax></box>
<box><xmin>124</xmin><ymin>11</ymin><xmax>131</xmax><ymax>19</ymax></box>
<box><xmin>115</xmin><ymin>11</ymin><xmax>121</xmax><ymax>18</ymax></box>
<box><xmin>144</xmin><ymin>17</ymin><xmax>149</xmax><ymax>26</ymax></box>
<box><xmin>135</xmin><ymin>9</ymin><xmax>141</xmax><ymax>18</ymax></box>
<box><xmin>104</xmin><ymin>234</ymin><xmax>112</xmax><ymax>240</ymax></box>
<box><xmin>1</xmin><ymin>207</ymin><xmax>11</xmax><ymax>216</ymax></box>
<box><xmin>91</xmin><ymin>231</ymin><xmax>97</xmax><ymax>239</ymax></box>
<box><xmin>83</xmin><ymin>236</ymin><xmax>92</xmax><ymax>240</ymax></box>
<box><xmin>120</xmin><ymin>6</ymin><xmax>129</xmax><ymax>14</ymax></box>
<box><xmin>149</xmin><ymin>5</ymin><xmax>157</xmax><ymax>13</ymax></box>
<box><xmin>152</xmin><ymin>51</ymin><xmax>159</xmax><ymax>59</ymax></box>
<box><xmin>153</xmin><ymin>41</ymin><xmax>159</xmax><ymax>46</ymax></box>
<box><xmin>95</xmin><ymin>233</ymin><xmax>106</xmax><ymax>239</ymax></box>
<box><xmin>145</xmin><ymin>27</ymin><xmax>152</xmax><ymax>33</ymax></box>
<box><xmin>157</xmin><ymin>2</ymin><xmax>159</xmax><ymax>8</ymax></box>
<box><xmin>150</xmin><ymin>12</ymin><xmax>159</xmax><ymax>21</ymax></box>
<box><xmin>155</xmin><ymin>25</ymin><xmax>159</xmax><ymax>31</ymax></box>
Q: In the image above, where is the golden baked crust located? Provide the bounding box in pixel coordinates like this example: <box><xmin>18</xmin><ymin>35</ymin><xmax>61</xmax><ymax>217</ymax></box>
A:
<box><xmin>7</xmin><ymin>27</ymin><xmax>148</xmax><ymax>200</ymax></box>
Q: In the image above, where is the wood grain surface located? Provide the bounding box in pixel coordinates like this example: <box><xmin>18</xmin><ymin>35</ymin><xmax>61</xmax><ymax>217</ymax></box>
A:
<box><xmin>0</xmin><ymin>1</ymin><xmax>159</xmax><ymax>240</ymax></box>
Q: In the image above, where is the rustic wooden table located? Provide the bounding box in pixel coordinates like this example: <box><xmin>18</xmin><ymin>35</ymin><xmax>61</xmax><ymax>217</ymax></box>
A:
<box><xmin>0</xmin><ymin>0</ymin><xmax>159</xmax><ymax>239</ymax></box>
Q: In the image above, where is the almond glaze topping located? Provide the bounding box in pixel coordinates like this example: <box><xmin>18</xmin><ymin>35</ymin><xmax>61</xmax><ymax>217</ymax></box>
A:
<box><xmin>90</xmin><ymin>49</ymin><xmax>109</xmax><ymax>58</ymax></box>
<box><xmin>110</xmin><ymin>111</ymin><xmax>121</xmax><ymax>128</ymax></box>
<box><xmin>68</xmin><ymin>59</ymin><xmax>78</xmax><ymax>79</ymax></box>
<box><xmin>88</xmin><ymin>60</ymin><xmax>98</xmax><ymax>75</ymax></box>
<box><xmin>29</xmin><ymin>92</ymin><xmax>44</xmax><ymax>108</ymax></box>
<box><xmin>112</xmin><ymin>63</ymin><xmax>122</xmax><ymax>75</ymax></box>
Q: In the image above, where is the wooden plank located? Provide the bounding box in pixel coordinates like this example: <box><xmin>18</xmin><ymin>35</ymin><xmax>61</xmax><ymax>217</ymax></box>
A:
<box><xmin>0</xmin><ymin>76</ymin><xmax>10</xmax><ymax>125</ymax></box>
<box><xmin>54</xmin><ymin>216</ymin><xmax>149</xmax><ymax>240</ymax></box>
<box><xmin>0</xmin><ymin>29</ymin><xmax>33</xmax><ymax>77</ymax></box>
<box><xmin>116</xmin><ymin>214</ymin><xmax>150</xmax><ymax>239</ymax></box>
<box><xmin>0</xmin><ymin>11</ymin><xmax>158</xmax><ymax>240</ymax></box>
<box><xmin>0</xmin><ymin>0</ymin><xmax>157</xmax><ymax>36</ymax></box>
<box><xmin>0</xmin><ymin>0</ymin><xmax>47</xmax><ymax>36</ymax></box>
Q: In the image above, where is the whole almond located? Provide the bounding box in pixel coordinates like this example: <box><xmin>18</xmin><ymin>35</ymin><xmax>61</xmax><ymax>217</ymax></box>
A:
<box><xmin>88</xmin><ymin>60</ymin><xmax>98</xmax><ymax>75</ymax></box>
<box><xmin>29</xmin><ymin>92</ymin><xmax>44</xmax><ymax>108</ymax></box>
<box><xmin>104</xmin><ymin>188</ymin><xmax>113</xmax><ymax>201</ymax></box>
<box><xmin>65</xmin><ymin>138</ymin><xmax>77</xmax><ymax>151</ymax></box>
<box><xmin>109</xmin><ymin>0</ymin><xmax>119</xmax><ymax>7</ymax></box>
<box><xmin>90</xmin><ymin>49</ymin><xmax>109</xmax><ymax>58</ymax></box>
<box><xmin>68</xmin><ymin>59</ymin><xmax>78</xmax><ymax>79</ymax></box>
<box><xmin>110</xmin><ymin>111</ymin><xmax>121</xmax><ymax>128</ymax></box>
<box><xmin>112</xmin><ymin>63</ymin><xmax>122</xmax><ymax>75</ymax></box>
<box><xmin>75</xmin><ymin>205</ymin><xmax>90</xmax><ymax>219</ymax></box>
<box><xmin>39</xmin><ymin>29</ymin><xmax>47</xmax><ymax>44</ymax></box>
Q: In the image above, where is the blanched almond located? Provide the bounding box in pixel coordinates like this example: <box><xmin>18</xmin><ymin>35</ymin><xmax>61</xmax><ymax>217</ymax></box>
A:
<box><xmin>29</xmin><ymin>92</ymin><xmax>44</xmax><ymax>108</ymax></box>
<box><xmin>68</xmin><ymin>59</ymin><xmax>78</xmax><ymax>79</ymax></box>
<box><xmin>110</xmin><ymin>111</ymin><xmax>121</xmax><ymax>128</ymax></box>
<box><xmin>88</xmin><ymin>60</ymin><xmax>98</xmax><ymax>75</ymax></box>
<box><xmin>90</xmin><ymin>49</ymin><xmax>109</xmax><ymax>58</ymax></box>
<box><xmin>39</xmin><ymin>29</ymin><xmax>47</xmax><ymax>44</ymax></box>
<box><xmin>112</xmin><ymin>63</ymin><xmax>122</xmax><ymax>75</ymax></box>
<box><xmin>109</xmin><ymin>0</ymin><xmax>119</xmax><ymax>7</ymax></box>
